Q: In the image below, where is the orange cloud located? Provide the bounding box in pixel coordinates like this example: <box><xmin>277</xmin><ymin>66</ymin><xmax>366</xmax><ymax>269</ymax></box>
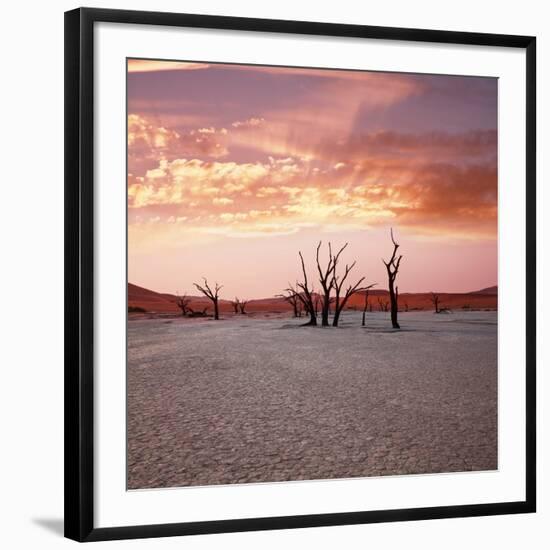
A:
<box><xmin>128</xmin><ymin>157</ymin><xmax>301</xmax><ymax>210</ymax></box>
<box><xmin>128</xmin><ymin>62</ymin><xmax>497</xmax><ymax>296</ymax></box>
<box><xmin>128</xmin><ymin>114</ymin><xmax>229</xmax><ymax>176</ymax></box>
<box><xmin>128</xmin><ymin>146</ymin><xmax>496</xmax><ymax>240</ymax></box>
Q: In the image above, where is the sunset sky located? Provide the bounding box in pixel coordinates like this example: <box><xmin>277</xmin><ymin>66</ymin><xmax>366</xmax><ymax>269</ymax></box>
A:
<box><xmin>128</xmin><ymin>59</ymin><xmax>498</xmax><ymax>298</ymax></box>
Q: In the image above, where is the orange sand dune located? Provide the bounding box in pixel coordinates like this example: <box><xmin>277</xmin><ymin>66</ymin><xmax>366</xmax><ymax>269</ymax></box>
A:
<box><xmin>128</xmin><ymin>283</ymin><xmax>230</xmax><ymax>313</ymax></box>
<box><xmin>128</xmin><ymin>283</ymin><xmax>497</xmax><ymax>315</ymax></box>
<box><xmin>128</xmin><ymin>283</ymin><xmax>180</xmax><ymax>313</ymax></box>
<box><xmin>345</xmin><ymin>289</ymin><xmax>496</xmax><ymax>311</ymax></box>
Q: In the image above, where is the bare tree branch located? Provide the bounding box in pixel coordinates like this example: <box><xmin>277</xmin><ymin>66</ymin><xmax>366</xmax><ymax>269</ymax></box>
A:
<box><xmin>277</xmin><ymin>283</ymin><xmax>303</xmax><ymax>318</ymax></box>
<box><xmin>176</xmin><ymin>293</ymin><xmax>191</xmax><ymax>316</ymax></box>
<box><xmin>296</xmin><ymin>251</ymin><xmax>317</xmax><ymax>325</ymax></box>
<box><xmin>382</xmin><ymin>228</ymin><xmax>403</xmax><ymax>328</ymax></box>
<box><xmin>193</xmin><ymin>277</ymin><xmax>222</xmax><ymax>320</ymax></box>
<box><xmin>331</xmin><ymin>255</ymin><xmax>376</xmax><ymax>326</ymax></box>
<box><xmin>230</xmin><ymin>297</ymin><xmax>240</xmax><ymax>314</ymax></box>
<box><xmin>314</xmin><ymin>241</ymin><xmax>349</xmax><ymax>326</ymax></box>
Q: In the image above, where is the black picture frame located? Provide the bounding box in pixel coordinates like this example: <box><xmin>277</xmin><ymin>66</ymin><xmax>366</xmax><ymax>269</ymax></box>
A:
<box><xmin>65</xmin><ymin>7</ymin><xmax>537</xmax><ymax>543</ymax></box>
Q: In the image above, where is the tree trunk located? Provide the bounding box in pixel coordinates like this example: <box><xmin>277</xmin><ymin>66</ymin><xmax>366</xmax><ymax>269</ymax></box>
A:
<box><xmin>307</xmin><ymin>309</ymin><xmax>317</xmax><ymax>325</ymax></box>
<box><xmin>303</xmin><ymin>300</ymin><xmax>317</xmax><ymax>325</ymax></box>
<box><xmin>361</xmin><ymin>290</ymin><xmax>369</xmax><ymax>327</ymax></box>
<box><xmin>389</xmin><ymin>285</ymin><xmax>400</xmax><ymax>329</ymax></box>
<box><xmin>333</xmin><ymin>291</ymin><xmax>361</xmax><ymax>327</ymax></box>
<box><xmin>214</xmin><ymin>299</ymin><xmax>219</xmax><ymax>320</ymax></box>
<box><xmin>298</xmin><ymin>295</ymin><xmax>317</xmax><ymax>326</ymax></box>
<box><xmin>321</xmin><ymin>292</ymin><xmax>330</xmax><ymax>326</ymax></box>
<box><xmin>383</xmin><ymin>229</ymin><xmax>402</xmax><ymax>330</ymax></box>
<box><xmin>331</xmin><ymin>290</ymin><xmax>341</xmax><ymax>327</ymax></box>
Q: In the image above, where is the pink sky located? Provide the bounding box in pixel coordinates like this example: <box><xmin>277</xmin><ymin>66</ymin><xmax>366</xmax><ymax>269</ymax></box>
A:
<box><xmin>127</xmin><ymin>60</ymin><xmax>497</xmax><ymax>298</ymax></box>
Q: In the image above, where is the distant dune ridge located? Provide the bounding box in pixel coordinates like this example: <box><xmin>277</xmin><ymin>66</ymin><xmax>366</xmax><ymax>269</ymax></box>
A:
<box><xmin>471</xmin><ymin>285</ymin><xmax>498</xmax><ymax>295</ymax></box>
<box><xmin>128</xmin><ymin>282</ymin><xmax>497</xmax><ymax>315</ymax></box>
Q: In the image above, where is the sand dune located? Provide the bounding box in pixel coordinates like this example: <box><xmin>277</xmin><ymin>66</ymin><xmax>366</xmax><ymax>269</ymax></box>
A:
<box><xmin>344</xmin><ymin>289</ymin><xmax>497</xmax><ymax>311</ymax></box>
<box><xmin>128</xmin><ymin>282</ymin><xmax>497</xmax><ymax>315</ymax></box>
<box><xmin>471</xmin><ymin>285</ymin><xmax>498</xmax><ymax>295</ymax></box>
<box><xmin>128</xmin><ymin>283</ymin><xmax>180</xmax><ymax>313</ymax></box>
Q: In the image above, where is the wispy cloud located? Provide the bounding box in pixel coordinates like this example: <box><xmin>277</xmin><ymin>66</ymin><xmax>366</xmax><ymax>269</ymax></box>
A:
<box><xmin>127</xmin><ymin>59</ymin><xmax>497</xmax><ymax>294</ymax></box>
<box><xmin>128</xmin><ymin>59</ymin><xmax>210</xmax><ymax>73</ymax></box>
<box><xmin>128</xmin><ymin>138</ymin><xmax>496</xmax><ymax>240</ymax></box>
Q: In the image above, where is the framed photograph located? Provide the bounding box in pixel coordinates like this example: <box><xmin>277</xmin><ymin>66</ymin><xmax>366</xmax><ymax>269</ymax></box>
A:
<box><xmin>65</xmin><ymin>7</ymin><xmax>536</xmax><ymax>542</ymax></box>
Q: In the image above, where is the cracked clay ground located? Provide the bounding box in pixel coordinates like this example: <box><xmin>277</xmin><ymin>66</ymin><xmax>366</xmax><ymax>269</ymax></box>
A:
<box><xmin>127</xmin><ymin>310</ymin><xmax>497</xmax><ymax>489</ymax></box>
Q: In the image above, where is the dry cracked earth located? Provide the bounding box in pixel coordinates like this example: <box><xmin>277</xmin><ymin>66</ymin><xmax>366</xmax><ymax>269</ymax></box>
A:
<box><xmin>127</xmin><ymin>311</ymin><xmax>497</xmax><ymax>489</ymax></box>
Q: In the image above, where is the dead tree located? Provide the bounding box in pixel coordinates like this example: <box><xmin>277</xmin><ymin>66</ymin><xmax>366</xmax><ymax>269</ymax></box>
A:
<box><xmin>299</xmin><ymin>293</ymin><xmax>315</xmax><ymax>319</ymax></box>
<box><xmin>382</xmin><ymin>228</ymin><xmax>403</xmax><ymax>329</ymax></box>
<box><xmin>430</xmin><ymin>292</ymin><xmax>442</xmax><ymax>313</ymax></box>
<box><xmin>238</xmin><ymin>300</ymin><xmax>249</xmax><ymax>314</ymax></box>
<box><xmin>314</xmin><ymin>294</ymin><xmax>321</xmax><ymax>316</ymax></box>
<box><xmin>230</xmin><ymin>298</ymin><xmax>240</xmax><ymax>314</ymax></box>
<box><xmin>362</xmin><ymin>290</ymin><xmax>370</xmax><ymax>327</ymax></box>
<box><xmin>378</xmin><ymin>297</ymin><xmax>389</xmax><ymax>312</ymax></box>
<box><xmin>316</xmin><ymin>241</ymin><xmax>348</xmax><ymax>326</ymax></box>
<box><xmin>176</xmin><ymin>293</ymin><xmax>191</xmax><ymax>316</ymax></box>
<box><xmin>296</xmin><ymin>251</ymin><xmax>317</xmax><ymax>326</ymax></box>
<box><xmin>278</xmin><ymin>284</ymin><xmax>304</xmax><ymax>318</ymax></box>
<box><xmin>193</xmin><ymin>278</ymin><xmax>222</xmax><ymax>320</ymax></box>
<box><xmin>332</xmin><ymin>261</ymin><xmax>375</xmax><ymax>327</ymax></box>
<box><xmin>403</xmin><ymin>300</ymin><xmax>409</xmax><ymax>312</ymax></box>
<box><xmin>187</xmin><ymin>306</ymin><xmax>209</xmax><ymax>317</ymax></box>
<box><xmin>278</xmin><ymin>287</ymin><xmax>299</xmax><ymax>317</ymax></box>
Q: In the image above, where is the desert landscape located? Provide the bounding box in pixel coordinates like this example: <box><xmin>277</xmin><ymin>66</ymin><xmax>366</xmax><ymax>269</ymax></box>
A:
<box><xmin>127</xmin><ymin>59</ymin><xmax>498</xmax><ymax>490</ymax></box>
<box><xmin>128</xmin><ymin>281</ymin><xmax>497</xmax><ymax>318</ymax></box>
<box><xmin>127</xmin><ymin>301</ymin><xmax>497</xmax><ymax>489</ymax></box>
<box><xmin>128</xmin><ymin>257</ymin><xmax>498</xmax><ymax>489</ymax></box>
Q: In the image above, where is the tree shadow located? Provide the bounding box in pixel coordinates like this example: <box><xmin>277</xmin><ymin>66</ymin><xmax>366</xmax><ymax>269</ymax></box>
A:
<box><xmin>32</xmin><ymin>518</ymin><xmax>64</xmax><ymax>536</ymax></box>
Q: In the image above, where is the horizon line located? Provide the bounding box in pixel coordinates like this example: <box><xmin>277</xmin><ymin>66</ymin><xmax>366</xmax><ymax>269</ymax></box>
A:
<box><xmin>129</xmin><ymin>281</ymin><xmax>498</xmax><ymax>301</ymax></box>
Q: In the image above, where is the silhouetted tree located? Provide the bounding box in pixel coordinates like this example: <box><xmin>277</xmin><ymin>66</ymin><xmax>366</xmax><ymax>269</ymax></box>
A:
<box><xmin>300</xmin><ymin>293</ymin><xmax>315</xmax><ymax>319</ymax></box>
<box><xmin>230</xmin><ymin>298</ymin><xmax>240</xmax><ymax>314</ymax></box>
<box><xmin>332</xmin><ymin>261</ymin><xmax>375</xmax><ymax>327</ymax></box>
<box><xmin>187</xmin><ymin>306</ymin><xmax>209</xmax><ymax>317</ymax></box>
<box><xmin>278</xmin><ymin>285</ymin><xmax>301</xmax><ymax>318</ymax></box>
<box><xmin>296</xmin><ymin>251</ymin><xmax>317</xmax><ymax>326</ymax></box>
<box><xmin>378</xmin><ymin>297</ymin><xmax>389</xmax><ymax>312</ymax></box>
<box><xmin>430</xmin><ymin>292</ymin><xmax>442</xmax><ymax>313</ymax></box>
<box><xmin>315</xmin><ymin>242</ymin><xmax>348</xmax><ymax>326</ymax></box>
<box><xmin>314</xmin><ymin>294</ymin><xmax>321</xmax><ymax>316</ymax></box>
<box><xmin>176</xmin><ymin>293</ymin><xmax>190</xmax><ymax>316</ymax></box>
<box><xmin>362</xmin><ymin>290</ymin><xmax>370</xmax><ymax>327</ymax></box>
<box><xmin>238</xmin><ymin>300</ymin><xmax>249</xmax><ymax>314</ymax></box>
<box><xmin>383</xmin><ymin>229</ymin><xmax>403</xmax><ymax>329</ymax></box>
<box><xmin>193</xmin><ymin>278</ymin><xmax>222</xmax><ymax>320</ymax></box>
